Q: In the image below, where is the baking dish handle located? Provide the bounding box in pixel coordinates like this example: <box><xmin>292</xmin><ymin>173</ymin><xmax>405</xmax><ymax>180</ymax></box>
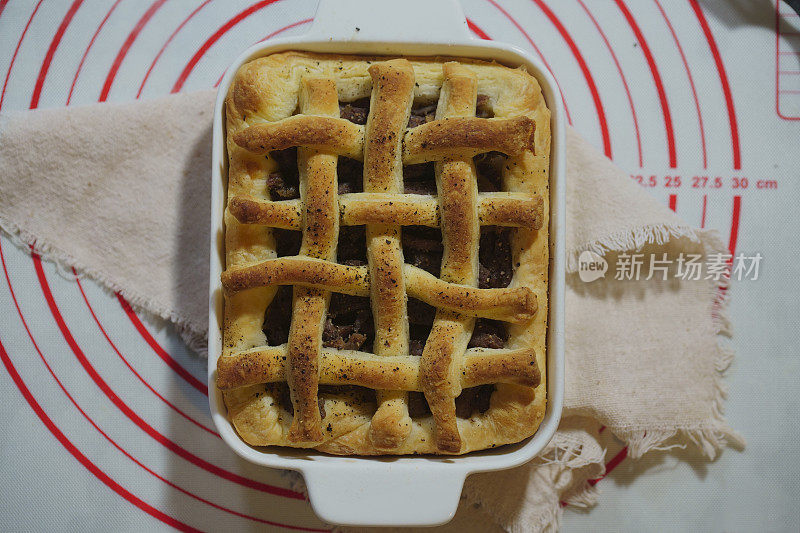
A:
<box><xmin>302</xmin><ymin>463</ymin><xmax>467</xmax><ymax>526</ymax></box>
<box><xmin>304</xmin><ymin>0</ymin><xmax>474</xmax><ymax>44</ymax></box>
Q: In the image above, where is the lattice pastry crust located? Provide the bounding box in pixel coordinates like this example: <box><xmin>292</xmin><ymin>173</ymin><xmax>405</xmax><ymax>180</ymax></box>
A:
<box><xmin>217</xmin><ymin>52</ymin><xmax>550</xmax><ymax>455</ymax></box>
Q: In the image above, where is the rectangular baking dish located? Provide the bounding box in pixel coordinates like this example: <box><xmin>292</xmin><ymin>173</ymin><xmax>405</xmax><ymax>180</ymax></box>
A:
<box><xmin>207</xmin><ymin>0</ymin><xmax>565</xmax><ymax>526</ymax></box>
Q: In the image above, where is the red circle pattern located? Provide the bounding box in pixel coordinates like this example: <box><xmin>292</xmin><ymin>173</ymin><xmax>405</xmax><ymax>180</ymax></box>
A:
<box><xmin>0</xmin><ymin>0</ymin><xmax>744</xmax><ymax>529</ymax></box>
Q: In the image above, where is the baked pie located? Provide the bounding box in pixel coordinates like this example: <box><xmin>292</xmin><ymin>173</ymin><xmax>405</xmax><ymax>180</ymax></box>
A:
<box><xmin>217</xmin><ymin>52</ymin><xmax>550</xmax><ymax>455</ymax></box>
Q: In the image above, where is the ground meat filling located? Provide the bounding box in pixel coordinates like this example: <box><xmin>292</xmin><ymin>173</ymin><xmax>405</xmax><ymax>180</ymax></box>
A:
<box><xmin>267</xmin><ymin>147</ymin><xmax>300</xmax><ymax>200</ymax></box>
<box><xmin>403</xmin><ymin>100</ymin><xmax>438</xmax><ymax>194</ymax></box>
<box><xmin>468</xmin><ymin>319</ymin><xmax>508</xmax><ymax>349</ymax></box>
<box><xmin>403</xmin><ymin>162</ymin><xmax>438</xmax><ymax>195</ymax></box>
<box><xmin>271</xmin><ymin>383</ymin><xmax>377</xmax><ymax>421</ymax></box>
<box><xmin>262</xmin><ymin>285</ymin><xmax>293</xmax><ymax>346</ymax></box>
<box><xmin>407</xmin><ymin>298</ymin><xmax>436</xmax><ymax>356</ymax></box>
<box><xmin>455</xmin><ymin>384</ymin><xmax>495</xmax><ymax>417</ymax></box>
<box><xmin>322</xmin><ymin>293</ymin><xmax>374</xmax><ymax>352</ymax></box>
<box><xmin>407</xmin><ymin>101</ymin><xmax>437</xmax><ymax>128</ymax></box>
<box><xmin>470</xmin><ymin>225</ymin><xmax>513</xmax><ymax>350</ymax></box>
<box><xmin>408</xmin><ymin>385</ymin><xmax>495</xmax><ymax>419</ymax></box>
<box><xmin>261</xmin><ymin>229</ymin><xmax>302</xmax><ymax>344</ymax></box>
<box><xmin>337</xmin><ymin>100</ymin><xmax>368</xmax><ymax>194</ymax></box>
<box><xmin>339</xmin><ymin>97</ymin><xmax>370</xmax><ymax>125</ymax></box>
<box><xmin>474</xmin><ymin>151</ymin><xmax>507</xmax><ymax>192</ymax></box>
<box><xmin>261</xmin><ymin>95</ymin><xmax>514</xmax><ymax>421</ymax></box>
<box><xmin>476</xmin><ymin>94</ymin><xmax>493</xmax><ymax>118</ymax></box>
<box><xmin>328</xmin><ymin>226</ymin><xmax>375</xmax><ymax>353</ymax></box>
<box><xmin>273</xmin><ymin>228</ymin><xmax>301</xmax><ymax>257</ymax></box>
<box><xmin>337</xmin><ymin>157</ymin><xmax>363</xmax><ymax>194</ymax></box>
<box><xmin>336</xmin><ymin>225</ymin><xmax>367</xmax><ymax>265</ymax></box>
<box><xmin>402</xmin><ymin>225</ymin><xmax>443</xmax><ymax>277</ymax></box>
<box><xmin>479</xmin><ymin>226</ymin><xmax>513</xmax><ymax>289</ymax></box>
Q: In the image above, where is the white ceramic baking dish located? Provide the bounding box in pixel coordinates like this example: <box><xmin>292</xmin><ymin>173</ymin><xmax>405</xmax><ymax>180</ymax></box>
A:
<box><xmin>208</xmin><ymin>0</ymin><xmax>565</xmax><ymax>526</ymax></box>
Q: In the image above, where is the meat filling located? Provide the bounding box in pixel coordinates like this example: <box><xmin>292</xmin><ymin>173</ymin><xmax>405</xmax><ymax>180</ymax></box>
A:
<box><xmin>322</xmin><ymin>293</ymin><xmax>374</xmax><ymax>352</ymax></box>
<box><xmin>474</xmin><ymin>151</ymin><xmax>507</xmax><ymax>191</ymax></box>
<box><xmin>261</xmin><ymin>95</ymin><xmax>514</xmax><ymax>418</ymax></box>
<box><xmin>402</xmin><ymin>225</ymin><xmax>443</xmax><ymax>277</ymax></box>
<box><xmin>408</xmin><ymin>385</ymin><xmax>495</xmax><ymax>419</ymax></box>
<box><xmin>271</xmin><ymin>383</ymin><xmax>376</xmax><ymax>421</ymax></box>
<box><xmin>267</xmin><ymin>147</ymin><xmax>300</xmax><ymax>200</ymax></box>
<box><xmin>339</xmin><ymin>97</ymin><xmax>370</xmax><ymax>125</ymax></box>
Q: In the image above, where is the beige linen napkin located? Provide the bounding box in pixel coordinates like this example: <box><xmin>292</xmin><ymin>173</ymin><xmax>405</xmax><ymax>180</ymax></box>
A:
<box><xmin>0</xmin><ymin>91</ymin><xmax>742</xmax><ymax>531</ymax></box>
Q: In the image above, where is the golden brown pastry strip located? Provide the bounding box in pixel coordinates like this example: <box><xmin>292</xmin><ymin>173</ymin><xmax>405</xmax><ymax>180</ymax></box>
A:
<box><xmin>285</xmin><ymin>77</ymin><xmax>340</xmax><ymax>443</ymax></box>
<box><xmin>217</xmin><ymin>347</ymin><xmax>540</xmax><ymax>392</ymax></box>
<box><xmin>340</xmin><ymin>194</ymin><xmax>440</xmax><ymax>227</ymax></box>
<box><xmin>420</xmin><ymin>62</ymin><xmax>480</xmax><ymax>452</ymax></box>
<box><xmin>404</xmin><ymin>268</ymin><xmax>537</xmax><ymax>323</ymax></box>
<box><xmin>476</xmin><ymin>193</ymin><xmax>543</xmax><ymax>228</ymax></box>
<box><xmin>233</xmin><ymin>115</ymin><xmax>364</xmax><ymax>159</ymax></box>
<box><xmin>232</xmin><ymin>107</ymin><xmax>534</xmax><ymax>167</ymax></box>
<box><xmin>221</xmin><ymin>257</ymin><xmax>369</xmax><ymax>296</ymax></box>
<box><xmin>403</xmin><ymin>116</ymin><xmax>536</xmax><ymax>164</ymax></box>
<box><xmin>229</xmin><ymin>193</ymin><xmax>543</xmax><ymax>230</ymax></box>
<box><xmin>228</xmin><ymin>196</ymin><xmax>302</xmax><ymax>229</ymax></box>
<box><xmin>362</xmin><ymin>59</ymin><xmax>415</xmax><ymax>450</ymax></box>
<box><xmin>221</xmin><ymin>259</ymin><xmax>535</xmax><ymax>322</ymax></box>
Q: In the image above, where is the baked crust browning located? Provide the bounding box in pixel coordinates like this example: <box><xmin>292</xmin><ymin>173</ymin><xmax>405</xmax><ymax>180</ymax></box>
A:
<box><xmin>218</xmin><ymin>347</ymin><xmax>540</xmax><ymax>391</ymax></box>
<box><xmin>340</xmin><ymin>194</ymin><xmax>441</xmax><ymax>227</ymax></box>
<box><xmin>403</xmin><ymin>265</ymin><xmax>537</xmax><ymax>323</ymax></box>
<box><xmin>477</xmin><ymin>193</ymin><xmax>543</xmax><ymax>228</ymax></box>
<box><xmin>233</xmin><ymin>110</ymin><xmax>535</xmax><ymax>168</ymax></box>
<box><xmin>362</xmin><ymin>60</ymin><xmax>416</xmax><ymax>450</ymax></box>
<box><xmin>403</xmin><ymin>116</ymin><xmax>535</xmax><ymax>165</ymax></box>
<box><xmin>233</xmin><ymin>115</ymin><xmax>364</xmax><ymax>159</ymax></box>
<box><xmin>221</xmin><ymin>257</ymin><xmax>369</xmax><ymax>297</ymax></box>
<box><xmin>228</xmin><ymin>193</ymin><xmax>543</xmax><ymax>230</ymax></box>
<box><xmin>233</xmin><ymin>115</ymin><xmax>535</xmax><ymax>165</ymax></box>
<box><xmin>221</xmin><ymin>259</ymin><xmax>535</xmax><ymax>322</ymax></box>
<box><xmin>219</xmin><ymin>51</ymin><xmax>550</xmax><ymax>455</ymax></box>
<box><xmin>420</xmin><ymin>63</ymin><xmax>480</xmax><ymax>452</ymax></box>
<box><xmin>285</xmin><ymin>77</ymin><xmax>341</xmax><ymax>443</ymax></box>
<box><xmin>228</xmin><ymin>196</ymin><xmax>302</xmax><ymax>229</ymax></box>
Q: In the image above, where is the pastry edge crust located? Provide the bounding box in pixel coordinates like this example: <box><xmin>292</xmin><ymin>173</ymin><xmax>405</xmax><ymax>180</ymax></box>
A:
<box><xmin>220</xmin><ymin>51</ymin><xmax>550</xmax><ymax>455</ymax></box>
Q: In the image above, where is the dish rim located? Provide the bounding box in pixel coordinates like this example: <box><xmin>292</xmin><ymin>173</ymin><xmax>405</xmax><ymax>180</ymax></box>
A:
<box><xmin>207</xmin><ymin>0</ymin><xmax>565</xmax><ymax>525</ymax></box>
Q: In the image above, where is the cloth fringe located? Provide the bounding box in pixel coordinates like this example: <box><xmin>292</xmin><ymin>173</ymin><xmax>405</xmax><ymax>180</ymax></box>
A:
<box><xmin>566</xmin><ymin>223</ymin><xmax>700</xmax><ymax>273</ymax></box>
<box><xmin>0</xmin><ymin>215</ymin><xmax>209</xmax><ymax>355</ymax></box>
<box><xmin>457</xmin><ymin>428</ymin><xmax>605</xmax><ymax>533</ymax></box>
<box><xmin>596</xmin><ymin>228</ymin><xmax>744</xmax><ymax>460</ymax></box>
<box><xmin>280</xmin><ymin>434</ymin><xmax>606</xmax><ymax>533</ymax></box>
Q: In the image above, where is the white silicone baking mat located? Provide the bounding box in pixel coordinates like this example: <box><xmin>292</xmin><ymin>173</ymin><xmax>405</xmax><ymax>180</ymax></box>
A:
<box><xmin>0</xmin><ymin>1</ymin><xmax>796</xmax><ymax>531</ymax></box>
